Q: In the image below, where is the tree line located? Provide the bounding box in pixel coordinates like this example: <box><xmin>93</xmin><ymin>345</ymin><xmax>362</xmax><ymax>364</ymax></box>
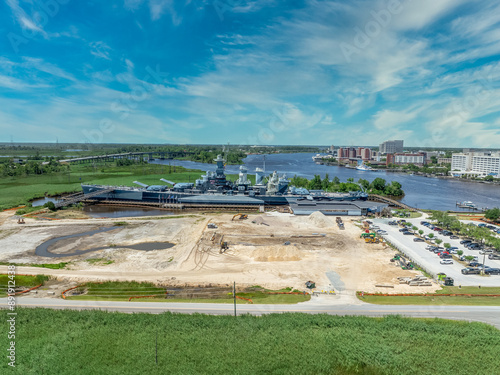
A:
<box><xmin>289</xmin><ymin>175</ymin><xmax>404</xmax><ymax>196</ymax></box>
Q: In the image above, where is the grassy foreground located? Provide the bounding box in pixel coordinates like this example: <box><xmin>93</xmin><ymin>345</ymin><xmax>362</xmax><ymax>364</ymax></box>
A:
<box><xmin>2</xmin><ymin>309</ymin><xmax>499</xmax><ymax>374</ymax></box>
<box><xmin>359</xmin><ymin>286</ymin><xmax>500</xmax><ymax>306</ymax></box>
<box><xmin>0</xmin><ymin>274</ymin><xmax>49</xmax><ymax>297</ymax></box>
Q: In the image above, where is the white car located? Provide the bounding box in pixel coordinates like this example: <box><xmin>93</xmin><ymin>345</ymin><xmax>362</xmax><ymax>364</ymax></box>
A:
<box><xmin>376</xmin><ymin>230</ymin><xmax>387</xmax><ymax>235</ymax></box>
<box><xmin>440</xmin><ymin>259</ymin><xmax>453</xmax><ymax>265</ymax></box>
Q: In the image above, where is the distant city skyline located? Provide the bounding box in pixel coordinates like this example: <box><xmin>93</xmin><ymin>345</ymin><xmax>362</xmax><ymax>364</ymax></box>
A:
<box><xmin>1</xmin><ymin>1</ymin><xmax>500</xmax><ymax>147</ymax></box>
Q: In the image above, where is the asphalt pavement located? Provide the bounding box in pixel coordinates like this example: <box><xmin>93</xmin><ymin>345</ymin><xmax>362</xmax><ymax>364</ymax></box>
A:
<box><xmin>373</xmin><ymin>217</ymin><xmax>500</xmax><ymax>287</ymax></box>
<box><xmin>2</xmin><ymin>297</ymin><xmax>499</xmax><ymax>329</ymax></box>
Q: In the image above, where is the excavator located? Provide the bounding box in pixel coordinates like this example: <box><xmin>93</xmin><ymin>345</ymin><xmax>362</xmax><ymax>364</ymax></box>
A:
<box><xmin>219</xmin><ymin>235</ymin><xmax>228</xmax><ymax>253</ymax></box>
<box><xmin>232</xmin><ymin>213</ymin><xmax>248</xmax><ymax>221</ymax></box>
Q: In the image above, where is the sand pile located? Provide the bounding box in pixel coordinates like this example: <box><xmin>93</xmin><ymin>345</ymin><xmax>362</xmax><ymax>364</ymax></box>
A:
<box><xmin>307</xmin><ymin>212</ymin><xmax>333</xmax><ymax>228</ymax></box>
<box><xmin>251</xmin><ymin>246</ymin><xmax>302</xmax><ymax>262</ymax></box>
<box><xmin>251</xmin><ymin>216</ymin><xmax>268</xmax><ymax>226</ymax></box>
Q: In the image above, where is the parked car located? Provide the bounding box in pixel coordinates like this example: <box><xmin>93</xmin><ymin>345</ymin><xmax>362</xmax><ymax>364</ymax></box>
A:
<box><xmin>399</xmin><ymin>228</ymin><xmax>410</xmax><ymax>232</ymax></box>
<box><xmin>439</xmin><ymin>253</ymin><xmax>452</xmax><ymax>259</ymax></box>
<box><xmin>450</xmin><ymin>235</ymin><xmax>459</xmax><ymax>239</ymax></box>
<box><xmin>485</xmin><ymin>268</ymin><xmax>500</xmax><ymax>275</ymax></box>
<box><xmin>478</xmin><ymin>223</ymin><xmax>486</xmax><ymax>227</ymax></box>
<box><xmin>440</xmin><ymin>259</ymin><xmax>453</xmax><ymax>265</ymax></box>
<box><xmin>462</xmin><ymin>267</ymin><xmax>481</xmax><ymax>275</ymax></box>
<box><xmin>467</xmin><ymin>243</ymin><xmax>481</xmax><ymax>250</ymax></box>
<box><xmin>469</xmin><ymin>262</ymin><xmax>483</xmax><ymax>268</ymax></box>
<box><xmin>486</xmin><ymin>225</ymin><xmax>496</xmax><ymax>230</ymax></box>
<box><xmin>388</xmin><ymin>221</ymin><xmax>397</xmax><ymax>225</ymax></box>
<box><xmin>442</xmin><ymin>231</ymin><xmax>452</xmax><ymax>236</ymax></box>
<box><xmin>413</xmin><ymin>238</ymin><xmax>424</xmax><ymax>242</ymax></box>
<box><xmin>365</xmin><ymin>220</ymin><xmax>373</xmax><ymax>224</ymax></box>
<box><xmin>420</xmin><ymin>221</ymin><xmax>428</xmax><ymax>225</ymax></box>
<box><xmin>460</xmin><ymin>239</ymin><xmax>472</xmax><ymax>245</ymax></box>
<box><xmin>489</xmin><ymin>253</ymin><xmax>500</xmax><ymax>260</ymax></box>
<box><xmin>460</xmin><ymin>255</ymin><xmax>478</xmax><ymax>262</ymax></box>
<box><xmin>403</xmin><ymin>231</ymin><xmax>413</xmax><ymax>235</ymax></box>
<box><xmin>479</xmin><ymin>249</ymin><xmax>493</xmax><ymax>255</ymax></box>
<box><xmin>448</xmin><ymin>249</ymin><xmax>457</xmax><ymax>254</ymax></box>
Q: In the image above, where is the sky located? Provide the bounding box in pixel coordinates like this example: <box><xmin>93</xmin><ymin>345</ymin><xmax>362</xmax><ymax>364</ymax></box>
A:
<box><xmin>1</xmin><ymin>0</ymin><xmax>500</xmax><ymax>147</ymax></box>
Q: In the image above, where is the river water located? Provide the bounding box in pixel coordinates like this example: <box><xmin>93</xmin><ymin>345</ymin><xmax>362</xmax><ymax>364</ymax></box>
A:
<box><xmin>151</xmin><ymin>153</ymin><xmax>500</xmax><ymax>211</ymax></box>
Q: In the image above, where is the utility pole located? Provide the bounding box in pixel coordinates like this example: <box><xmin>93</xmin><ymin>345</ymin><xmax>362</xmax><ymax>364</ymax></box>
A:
<box><xmin>233</xmin><ymin>281</ymin><xmax>236</xmax><ymax>317</ymax></box>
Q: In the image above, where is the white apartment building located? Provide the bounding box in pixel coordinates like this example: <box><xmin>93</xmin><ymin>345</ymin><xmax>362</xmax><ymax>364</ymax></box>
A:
<box><xmin>393</xmin><ymin>153</ymin><xmax>425</xmax><ymax>166</ymax></box>
<box><xmin>451</xmin><ymin>152</ymin><xmax>500</xmax><ymax>177</ymax></box>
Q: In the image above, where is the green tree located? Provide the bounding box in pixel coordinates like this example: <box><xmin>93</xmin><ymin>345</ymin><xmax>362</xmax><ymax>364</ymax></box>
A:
<box><xmin>370</xmin><ymin>178</ymin><xmax>386</xmax><ymax>192</ymax></box>
<box><xmin>435</xmin><ymin>239</ymin><xmax>443</xmax><ymax>246</ymax></box>
<box><xmin>418</xmin><ymin>229</ymin><xmax>424</xmax><ymax>235</ymax></box>
<box><xmin>44</xmin><ymin>201</ymin><xmax>56</xmax><ymax>211</ymax></box>
<box><xmin>428</xmin><ymin>233</ymin><xmax>434</xmax><ymax>239</ymax></box>
<box><xmin>457</xmin><ymin>250</ymin><xmax>463</xmax><ymax>256</ymax></box>
<box><xmin>485</xmin><ymin>207</ymin><xmax>500</xmax><ymax>221</ymax></box>
<box><xmin>322</xmin><ymin>174</ymin><xmax>330</xmax><ymax>191</ymax></box>
<box><xmin>444</xmin><ymin>243</ymin><xmax>451</xmax><ymax>249</ymax></box>
<box><xmin>332</xmin><ymin>176</ymin><xmax>340</xmax><ymax>185</ymax></box>
<box><xmin>308</xmin><ymin>175</ymin><xmax>323</xmax><ymax>190</ymax></box>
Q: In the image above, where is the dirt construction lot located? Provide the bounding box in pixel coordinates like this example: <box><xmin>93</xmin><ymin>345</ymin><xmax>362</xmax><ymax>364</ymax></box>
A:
<box><xmin>0</xmin><ymin>209</ymin><xmax>438</xmax><ymax>293</ymax></box>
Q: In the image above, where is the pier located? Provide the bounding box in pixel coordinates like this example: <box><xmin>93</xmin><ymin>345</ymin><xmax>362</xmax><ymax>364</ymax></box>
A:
<box><xmin>368</xmin><ymin>194</ymin><xmax>417</xmax><ymax>212</ymax></box>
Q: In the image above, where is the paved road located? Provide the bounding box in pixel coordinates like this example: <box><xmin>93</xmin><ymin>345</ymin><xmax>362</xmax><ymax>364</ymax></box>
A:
<box><xmin>373</xmin><ymin>217</ymin><xmax>500</xmax><ymax>286</ymax></box>
<box><xmin>2</xmin><ymin>297</ymin><xmax>500</xmax><ymax>329</ymax></box>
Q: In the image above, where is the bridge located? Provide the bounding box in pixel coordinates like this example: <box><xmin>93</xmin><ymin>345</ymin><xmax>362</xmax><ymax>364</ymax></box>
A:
<box><xmin>54</xmin><ymin>187</ymin><xmax>115</xmax><ymax>209</ymax></box>
<box><xmin>368</xmin><ymin>194</ymin><xmax>417</xmax><ymax>212</ymax></box>
<box><xmin>59</xmin><ymin>151</ymin><xmax>195</xmax><ymax>164</ymax></box>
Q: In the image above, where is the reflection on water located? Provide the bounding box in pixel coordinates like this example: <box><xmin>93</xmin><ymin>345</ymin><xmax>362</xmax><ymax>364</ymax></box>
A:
<box><xmin>84</xmin><ymin>205</ymin><xmax>175</xmax><ymax>218</ymax></box>
<box><xmin>31</xmin><ymin>197</ymin><xmax>61</xmax><ymax>207</ymax></box>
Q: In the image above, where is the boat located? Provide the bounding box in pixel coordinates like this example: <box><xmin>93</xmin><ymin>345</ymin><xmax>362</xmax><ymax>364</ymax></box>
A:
<box><xmin>81</xmin><ymin>154</ymin><xmax>368</xmax><ymax>207</ymax></box>
<box><xmin>355</xmin><ymin>160</ymin><xmax>373</xmax><ymax>171</ymax></box>
<box><xmin>456</xmin><ymin>201</ymin><xmax>477</xmax><ymax>209</ymax></box>
<box><xmin>312</xmin><ymin>154</ymin><xmax>324</xmax><ymax>163</ymax></box>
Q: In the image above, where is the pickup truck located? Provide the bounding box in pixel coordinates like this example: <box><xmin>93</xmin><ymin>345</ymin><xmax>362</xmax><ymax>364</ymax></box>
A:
<box><xmin>461</xmin><ymin>268</ymin><xmax>481</xmax><ymax>275</ymax></box>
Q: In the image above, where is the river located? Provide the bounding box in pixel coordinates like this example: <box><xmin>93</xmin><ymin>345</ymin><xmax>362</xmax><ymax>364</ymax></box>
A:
<box><xmin>151</xmin><ymin>153</ymin><xmax>500</xmax><ymax>211</ymax></box>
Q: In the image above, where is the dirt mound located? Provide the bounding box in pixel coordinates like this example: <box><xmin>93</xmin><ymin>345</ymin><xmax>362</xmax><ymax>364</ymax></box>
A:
<box><xmin>251</xmin><ymin>246</ymin><xmax>302</xmax><ymax>262</ymax></box>
<box><xmin>251</xmin><ymin>216</ymin><xmax>268</xmax><ymax>226</ymax></box>
<box><xmin>306</xmin><ymin>211</ymin><xmax>333</xmax><ymax>228</ymax></box>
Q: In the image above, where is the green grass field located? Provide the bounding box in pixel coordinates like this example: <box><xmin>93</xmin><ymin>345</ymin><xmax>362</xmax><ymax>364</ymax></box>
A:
<box><xmin>2</xmin><ymin>309</ymin><xmax>499</xmax><ymax>374</ymax></box>
<box><xmin>0</xmin><ymin>163</ymin><xmax>227</xmax><ymax>210</ymax></box>
<box><xmin>359</xmin><ymin>286</ymin><xmax>500</xmax><ymax>306</ymax></box>
<box><xmin>0</xmin><ymin>274</ymin><xmax>49</xmax><ymax>297</ymax></box>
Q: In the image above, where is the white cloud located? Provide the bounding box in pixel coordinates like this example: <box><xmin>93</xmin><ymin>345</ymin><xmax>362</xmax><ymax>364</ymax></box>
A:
<box><xmin>89</xmin><ymin>41</ymin><xmax>112</xmax><ymax>60</ymax></box>
<box><xmin>6</xmin><ymin>0</ymin><xmax>47</xmax><ymax>37</ymax></box>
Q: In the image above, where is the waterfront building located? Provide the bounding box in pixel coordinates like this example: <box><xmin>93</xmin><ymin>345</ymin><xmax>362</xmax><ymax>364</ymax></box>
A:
<box><xmin>451</xmin><ymin>152</ymin><xmax>500</xmax><ymax>177</ymax></box>
<box><xmin>386</xmin><ymin>153</ymin><xmax>426</xmax><ymax>166</ymax></box>
<box><xmin>379</xmin><ymin>140</ymin><xmax>404</xmax><ymax>154</ymax></box>
<box><xmin>437</xmin><ymin>157</ymin><xmax>452</xmax><ymax>164</ymax></box>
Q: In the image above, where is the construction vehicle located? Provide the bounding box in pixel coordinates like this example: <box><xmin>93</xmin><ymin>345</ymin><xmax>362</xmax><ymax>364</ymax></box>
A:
<box><xmin>219</xmin><ymin>235</ymin><xmax>228</xmax><ymax>253</ymax></box>
<box><xmin>232</xmin><ymin>213</ymin><xmax>248</xmax><ymax>221</ymax></box>
<box><xmin>207</xmin><ymin>223</ymin><xmax>217</xmax><ymax>229</ymax></box>
<box><xmin>360</xmin><ymin>232</ymin><xmax>377</xmax><ymax>238</ymax></box>
<box><xmin>305</xmin><ymin>281</ymin><xmax>316</xmax><ymax>289</ymax></box>
<box><xmin>444</xmin><ymin>277</ymin><xmax>454</xmax><ymax>286</ymax></box>
<box><xmin>365</xmin><ymin>237</ymin><xmax>380</xmax><ymax>243</ymax></box>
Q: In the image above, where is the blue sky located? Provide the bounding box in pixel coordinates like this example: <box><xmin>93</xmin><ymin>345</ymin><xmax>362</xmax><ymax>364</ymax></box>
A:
<box><xmin>1</xmin><ymin>0</ymin><xmax>500</xmax><ymax>147</ymax></box>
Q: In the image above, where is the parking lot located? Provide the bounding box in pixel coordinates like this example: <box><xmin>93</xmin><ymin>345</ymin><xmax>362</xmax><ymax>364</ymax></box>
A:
<box><xmin>373</xmin><ymin>217</ymin><xmax>500</xmax><ymax>287</ymax></box>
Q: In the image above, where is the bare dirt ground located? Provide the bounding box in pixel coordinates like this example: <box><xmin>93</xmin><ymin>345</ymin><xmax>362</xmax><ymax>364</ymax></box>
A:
<box><xmin>0</xmin><ymin>210</ymin><xmax>439</xmax><ymax>294</ymax></box>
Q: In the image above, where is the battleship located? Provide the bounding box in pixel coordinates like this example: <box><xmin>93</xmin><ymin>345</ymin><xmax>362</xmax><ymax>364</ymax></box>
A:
<box><xmin>81</xmin><ymin>155</ymin><xmax>368</xmax><ymax>206</ymax></box>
